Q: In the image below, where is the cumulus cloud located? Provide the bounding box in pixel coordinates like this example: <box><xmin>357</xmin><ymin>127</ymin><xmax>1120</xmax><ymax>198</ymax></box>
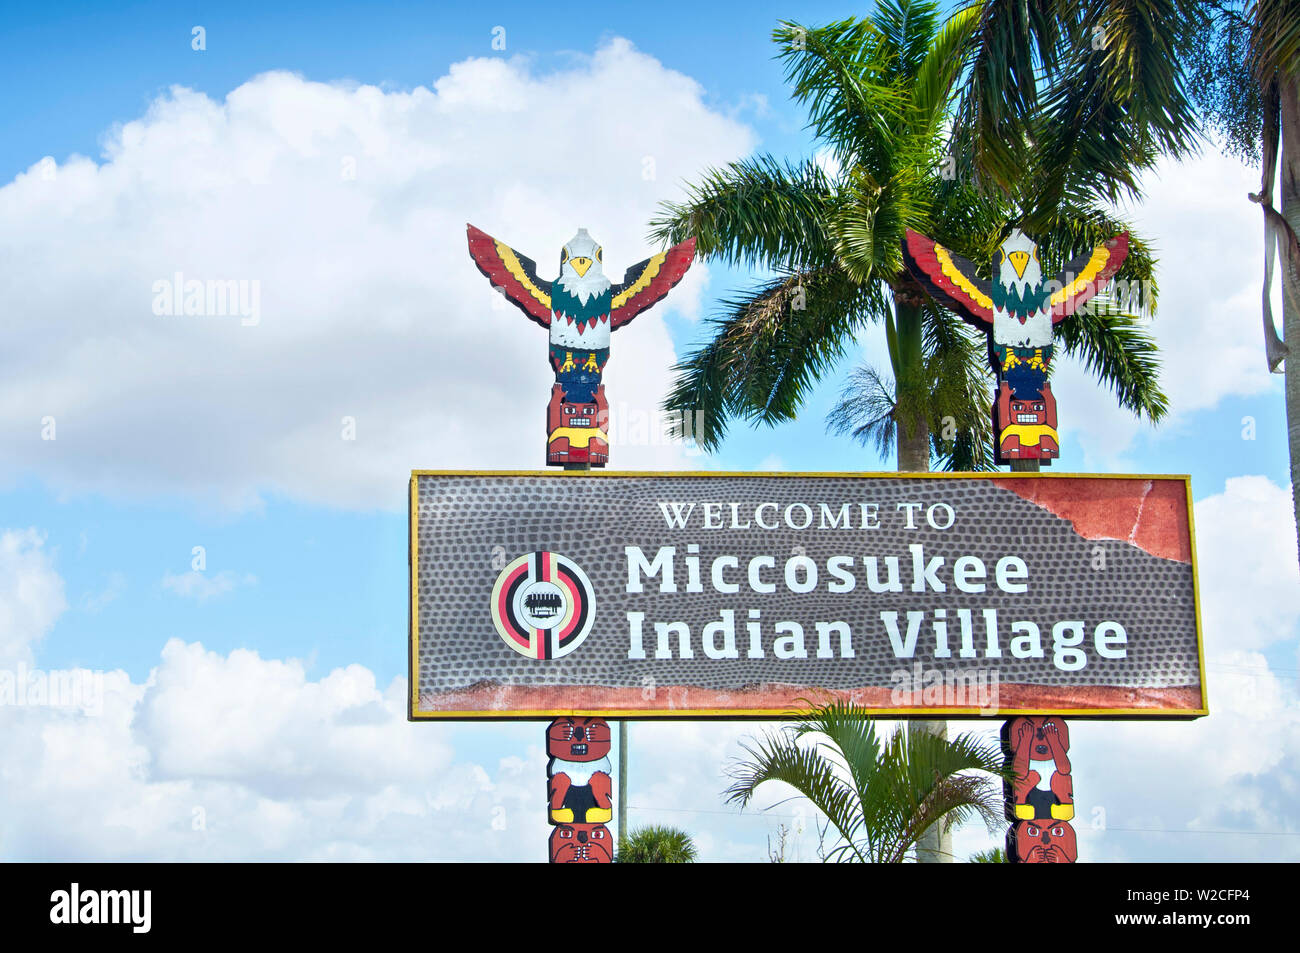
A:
<box><xmin>1192</xmin><ymin>476</ymin><xmax>1300</xmax><ymax>651</ymax></box>
<box><xmin>0</xmin><ymin>521</ymin><xmax>547</xmax><ymax>861</ymax></box>
<box><xmin>0</xmin><ymin>530</ymin><xmax>66</xmax><ymax>665</ymax></box>
<box><xmin>0</xmin><ymin>40</ymin><xmax>754</xmax><ymax>511</ymax></box>
<box><xmin>1053</xmin><ymin>150</ymin><xmax>1279</xmax><ymax>467</ymax></box>
<box><xmin>0</xmin><ymin>646</ymin><xmax>551</xmax><ymax>861</ymax></box>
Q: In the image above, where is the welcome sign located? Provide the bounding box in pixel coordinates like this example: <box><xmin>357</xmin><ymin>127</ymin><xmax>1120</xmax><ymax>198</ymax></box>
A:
<box><xmin>409</xmin><ymin>471</ymin><xmax>1206</xmax><ymax>719</ymax></box>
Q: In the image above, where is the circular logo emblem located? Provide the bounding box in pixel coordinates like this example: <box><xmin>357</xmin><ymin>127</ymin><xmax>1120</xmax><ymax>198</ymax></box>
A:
<box><xmin>490</xmin><ymin>551</ymin><xmax>595</xmax><ymax>659</ymax></box>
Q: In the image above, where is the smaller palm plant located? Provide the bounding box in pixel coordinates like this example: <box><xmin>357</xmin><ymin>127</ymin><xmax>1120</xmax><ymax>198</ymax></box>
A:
<box><xmin>725</xmin><ymin>700</ymin><xmax>1009</xmax><ymax>863</ymax></box>
<box><xmin>615</xmin><ymin>825</ymin><xmax>699</xmax><ymax>863</ymax></box>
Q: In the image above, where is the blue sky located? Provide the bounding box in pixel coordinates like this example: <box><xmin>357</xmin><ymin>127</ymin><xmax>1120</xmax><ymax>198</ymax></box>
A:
<box><xmin>0</xmin><ymin>1</ymin><xmax>1296</xmax><ymax>862</ymax></box>
<box><xmin>0</xmin><ymin>0</ymin><xmax>855</xmax><ymax>684</ymax></box>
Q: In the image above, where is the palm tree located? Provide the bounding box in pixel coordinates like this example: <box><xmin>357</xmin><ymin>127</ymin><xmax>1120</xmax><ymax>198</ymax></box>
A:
<box><xmin>615</xmin><ymin>825</ymin><xmax>698</xmax><ymax>863</ymax></box>
<box><xmin>725</xmin><ymin>700</ymin><xmax>1008</xmax><ymax>863</ymax></box>
<box><xmin>652</xmin><ymin>1</ymin><xmax>1174</xmax><ymax>473</ymax></box>
<box><xmin>1185</xmin><ymin>0</ymin><xmax>1300</xmax><ymax>561</ymax></box>
<box><xmin>651</xmin><ymin>0</ymin><xmax>1175</xmax><ymax>862</ymax></box>
<box><xmin>969</xmin><ymin>846</ymin><xmax>1007</xmax><ymax>862</ymax></box>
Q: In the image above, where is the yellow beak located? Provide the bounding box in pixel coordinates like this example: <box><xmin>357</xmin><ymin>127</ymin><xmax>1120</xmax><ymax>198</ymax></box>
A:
<box><xmin>570</xmin><ymin>257</ymin><xmax>593</xmax><ymax>277</ymax></box>
<box><xmin>1007</xmin><ymin>250</ymin><xmax>1030</xmax><ymax>279</ymax></box>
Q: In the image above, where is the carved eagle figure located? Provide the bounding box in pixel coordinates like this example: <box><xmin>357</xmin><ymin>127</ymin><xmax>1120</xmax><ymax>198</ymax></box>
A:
<box><xmin>465</xmin><ymin>224</ymin><xmax>696</xmax><ymax>467</ymax></box>
<box><xmin>900</xmin><ymin>226</ymin><xmax>1131</xmax><ymax>465</ymax></box>
<box><xmin>466</xmin><ymin>224</ymin><xmax>696</xmax><ymax>361</ymax></box>
<box><xmin>900</xmin><ymin>227</ymin><xmax>1130</xmax><ymax>349</ymax></box>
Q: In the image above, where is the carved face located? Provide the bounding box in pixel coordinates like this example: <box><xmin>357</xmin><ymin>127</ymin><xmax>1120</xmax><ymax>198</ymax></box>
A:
<box><xmin>547</xmin><ymin>717</ymin><xmax>611</xmax><ymax>761</ymax></box>
<box><xmin>561</xmin><ymin>402</ymin><xmax>599</xmax><ymax>426</ymax></box>
<box><xmin>1014</xmin><ymin>820</ymin><xmax>1077</xmax><ymax>863</ymax></box>
<box><xmin>998</xmin><ymin>388</ymin><xmax>1058</xmax><ymax>429</ymax></box>
<box><xmin>1007</xmin><ymin>715</ymin><xmax>1070</xmax><ymax>760</ymax></box>
<box><xmin>1028</xmin><ymin>716</ymin><xmax>1069</xmax><ymax>759</ymax></box>
<box><xmin>549</xmin><ymin>823</ymin><xmax>613</xmax><ymax>863</ymax></box>
<box><xmin>1009</xmin><ymin>398</ymin><xmax>1047</xmax><ymax>426</ymax></box>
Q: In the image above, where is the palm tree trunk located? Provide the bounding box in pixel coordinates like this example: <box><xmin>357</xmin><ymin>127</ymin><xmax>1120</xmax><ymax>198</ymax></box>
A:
<box><xmin>897</xmin><ymin>424</ymin><xmax>931</xmax><ymax>471</ymax></box>
<box><xmin>893</xmin><ymin>296</ymin><xmax>931</xmax><ymax>473</ymax></box>
<box><xmin>894</xmin><ymin>296</ymin><xmax>952</xmax><ymax>863</ymax></box>
<box><xmin>1281</xmin><ymin>73</ymin><xmax>1300</xmax><ymax>563</ymax></box>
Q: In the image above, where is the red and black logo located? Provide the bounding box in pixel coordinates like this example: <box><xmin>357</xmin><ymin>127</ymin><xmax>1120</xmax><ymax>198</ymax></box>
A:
<box><xmin>490</xmin><ymin>551</ymin><xmax>595</xmax><ymax>659</ymax></box>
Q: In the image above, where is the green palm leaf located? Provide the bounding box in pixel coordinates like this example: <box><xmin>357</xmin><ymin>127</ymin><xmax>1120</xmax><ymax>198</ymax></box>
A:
<box><xmin>664</xmin><ymin>268</ymin><xmax>889</xmax><ymax>449</ymax></box>
<box><xmin>727</xmin><ymin>700</ymin><xmax>1009</xmax><ymax>863</ymax></box>
<box><xmin>648</xmin><ymin>156</ymin><xmax>841</xmax><ymax>271</ymax></box>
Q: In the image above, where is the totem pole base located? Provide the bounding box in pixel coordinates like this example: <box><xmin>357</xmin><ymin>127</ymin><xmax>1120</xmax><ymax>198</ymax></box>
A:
<box><xmin>546</xmin><ymin>717</ymin><xmax>614</xmax><ymax>863</ymax></box>
<box><xmin>1002</xmin><ymin>716</ymin><xmax>1077</xmax><ymax>863</ymax></box>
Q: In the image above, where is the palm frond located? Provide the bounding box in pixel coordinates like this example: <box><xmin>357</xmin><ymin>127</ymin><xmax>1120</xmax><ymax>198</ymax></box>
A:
<box><xmin>1055</xmin><ymin>301</ymin><xmax>1169</xmax><ymax>422</ymax></box>
<box><xmin>871</xmin><ymin>726</ymin><xmax>1007</xmax><ymax>862</ymax></box>
<box><xmin>827</xmin><ymin>363</ymin><xmax>898</xmax><ymax>457</ymax></box>
<box><xmin>833</xmin><ymin>163</ymin><xmax>930</xmax><ymax>284</ymax></box>
<box><xmin>724</xmin><ymin>729</ymin><xmax>869</xmax><ymax>862</ymax></box>
<box><xmin>923</xmin><ymin>303</ymin><xmax>997</xmax><ymax>469</ymax></box>
<box><xmin>830</xmin><ymin>300</ymin><xmax>996</xmax><ymax>470</ymax></box>
<box><xmin>791</xmin><ymin>698</ymin><xmax>885</xmax><ymax>837</ymax></box>
<box><xmin>873</xmin><ymin>0</ymin><xmax>944</xmax><ymax>81</ymax></box>
<box><xmin>1182</xmin><ymin>1</ymin><xmax>1261</xmax><ymax>162</ymax></box>
<box><xmin>774</xmin><ymin>18</ymin><xmax>909</xmax><ymax>167</ymax></box>
<box><xmin>951</xmin><ymin>0</ymin><xmax>1060</xmax><ymax>193</ymax></box>
<box><xmin>726</xmin><ymin>701</ymin><xmax>1008</xmax><ymax>863</ymax></box>
<box><xmin>910</xmin><ymin>3</ymin><xmax>983</xmax><ymax>143</ymax></box>
<box><xmin>1249</xmin><ymin>0</ymin><xmax>1300</xmax><ymax>82</ymax></box>
<box><xmin>647</xmin><ymin>155</ymin><xmax>841</xmax><ymax>271</ymax></box>
<box><xmin>1025</xmin><ymin>0</ymin><xmax>1200</xmax><ymax>214</ymax></box>
<box><xmin>663</xmin><ymin>268</ymin><xmax>889</xmax><ymax>449</ymax></box>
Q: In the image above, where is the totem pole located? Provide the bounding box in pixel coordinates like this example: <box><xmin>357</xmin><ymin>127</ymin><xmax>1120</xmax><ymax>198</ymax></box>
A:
<box><xmin>1001</xmin><ymin>717</ymin><xmax>1077</xmax><ymax>863</ymax></box>
<box><xmin>546</xmin><ymin>717</ymin><xmax>615</xmax><ymax>863</ymax></box>
<box><xmin>901</xmin><ymin>227</ymin><xmax>1129</xmax><ymax>464</ymax></box>
<box><xmin>903</xmin><ymin>226</ymin><xmax>1128</xmax><ymax>861</ymax></box>
<box><xmin>466</xmin><ymin>225</ymin><xmax>694</xmax><ymax>861</ymax></box>
<box><xmin>466</xmin><ymin>224</ymin><xmax>695</xmax><ymax>467</ymax></box>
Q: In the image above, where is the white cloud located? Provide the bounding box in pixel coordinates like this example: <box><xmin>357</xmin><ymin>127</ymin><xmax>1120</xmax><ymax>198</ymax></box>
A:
<box><xmin>0</xmin><ymin>529</ymin><xmax>67</xmax><ymax>665</ymax></box>
<box><xmin>1053</xmin><ymin>149</ymin><xmax>1280</xmax><ymax>468</ymax></box>
<box><xmin>0</xmin><ymin>40</ymin><xmax>755</xmax><ymax>512</ymax></box>
<box><xmin>1192</xmin><ymin>476</ymin><xmax>1300</xmax><ymax>651</ymax></box>
<box><xmin>0</xmin><ymin>526</ymin><xmax>549</xmax><ymax>861</ymax></box>
<box><xmin>161</xmin><ymin>569</ymin><xmax>256</xmax><ymax>602</ymax></box>
<box><xmin>0</xmin><ymin>645</ymin><xmax>552</xmax><ymax>861</ymax></box>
